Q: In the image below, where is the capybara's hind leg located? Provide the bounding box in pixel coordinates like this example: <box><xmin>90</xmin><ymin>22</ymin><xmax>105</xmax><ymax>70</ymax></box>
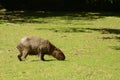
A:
<box><xmin>21</xmin><ymin>49</ymin><xmax>29</xmax><ymax>61</ymax></box>
<box><xmin>17</xmin><ymin>52</ymin><xmax>22</xmax><ymax>61</ymax></box>
<box><xmin>17</xmin><ymin>45</ymin><xmax>23</xmax><ymax>61</ymax></box>
<box><xmin>22</xmin><ymin>51</ymin><xmax>28</xmax><ymax>60</ymax></box>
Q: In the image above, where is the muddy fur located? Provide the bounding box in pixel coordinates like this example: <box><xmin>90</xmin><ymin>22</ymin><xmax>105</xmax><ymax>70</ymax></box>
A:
<box><xmin>16</xmin><ymin>36</ymin><xmax>65</xmax><ymax>61</ymax></box>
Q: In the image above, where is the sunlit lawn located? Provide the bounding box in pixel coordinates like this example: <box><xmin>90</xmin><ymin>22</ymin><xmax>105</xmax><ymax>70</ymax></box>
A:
<box><xmin>0</xmin><ymin>11</ymin><xmax>120</xmax><ymax>80</ymax></box>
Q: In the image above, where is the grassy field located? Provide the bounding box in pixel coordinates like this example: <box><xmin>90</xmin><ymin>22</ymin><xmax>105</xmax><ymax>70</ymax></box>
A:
<box><xmin>0</xmin><ymin>11</ymin><xmax>120</xmax><ymax>80</ymax></box>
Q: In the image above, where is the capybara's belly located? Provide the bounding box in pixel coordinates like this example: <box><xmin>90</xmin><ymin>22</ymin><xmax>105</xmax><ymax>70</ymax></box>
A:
<box><xmin>28</xmin><ymin>49</ymin><xmax>39</xmax><ymax>55</ymax></box>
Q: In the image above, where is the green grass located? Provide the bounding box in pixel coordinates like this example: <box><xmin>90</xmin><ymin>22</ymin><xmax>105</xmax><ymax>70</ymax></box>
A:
<box><xmin>0</xmin><ymin>11</ymin><xmax>120</xmax><ymax>80</ymax></box>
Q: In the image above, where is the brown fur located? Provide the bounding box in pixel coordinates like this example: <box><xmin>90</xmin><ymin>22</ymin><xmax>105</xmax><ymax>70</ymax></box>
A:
<box><xmin>16</xmin><ymin>36</ymin><xmax>65</xmax><ymax>61</ymax></box>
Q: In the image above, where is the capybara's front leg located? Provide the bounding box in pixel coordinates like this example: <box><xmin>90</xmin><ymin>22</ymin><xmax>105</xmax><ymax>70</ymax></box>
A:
<box><xmin>39</xmin><ymin>52</ymin><xmax>45</xmax><ymax>61</ymax></box>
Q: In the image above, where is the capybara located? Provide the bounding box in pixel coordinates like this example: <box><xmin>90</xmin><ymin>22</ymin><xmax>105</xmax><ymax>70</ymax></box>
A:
<box><xmin>16</xmin><ymin>36</ymin><xmax>65</xmax><ymax>61</ymax></box>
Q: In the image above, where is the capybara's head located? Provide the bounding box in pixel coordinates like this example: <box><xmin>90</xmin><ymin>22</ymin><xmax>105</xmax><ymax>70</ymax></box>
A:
<box><xmin>52</xmin><ymin>48</ymin><xmax>65</xmax><ymax>60</ymax></box>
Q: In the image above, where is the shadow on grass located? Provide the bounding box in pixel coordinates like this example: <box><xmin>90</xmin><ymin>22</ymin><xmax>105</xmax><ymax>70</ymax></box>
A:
<box><xmin>30</xmin><ymin>59</ymin><xmax>67</xmax><ymax>62</ymax></box>
<box><xmin>0</xmin><ymin>11</ymin><xmax>120</xmax><ymax>23</ymax></box>
<box><xmin>36</xmin><ymin>27</ymin><xmax>120</xmax><ymax>43</ymax></box>
<box><xmin>110</xmin><ymin>46</ymin><xmax>120</xmax><ymax>50</ymax></box>
<box><xmin>84</xmin><ymin>28</ymin><xmax>120</xmax><ymax>34</ymax></box>
<box><xmin>36</xmin><ymin>27</ymin><xmax>120</xmax><ymax>34</ymax></box>
<box><xmin>36</xmin><ymin>27</ymin><xmax>89</xmax><ymax>33</ymax></box>
<box><xmin>30</xmin><ymin>59</ymin><xmax>55</xmax><ymax>62</ymax></box>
